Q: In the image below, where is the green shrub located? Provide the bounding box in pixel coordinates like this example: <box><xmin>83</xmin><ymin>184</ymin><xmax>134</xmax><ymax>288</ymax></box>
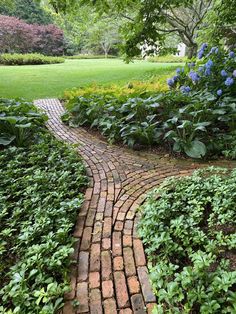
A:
<box><xmin>62</xmin><ymin>90</ymin><xmax>236</xmax><ymax>159</ymax></box>
<box><xmin>0</xmin><ymin>53</ymin><xmax>65</xmax><ymax>65</ymax></box>
<box><xmin>0</xmin><ymin>98</ymin><xmax>47</xmax><ymax>147</ymax></box>
<box><xmin>0</xmin><ymin>134</ymin><xmax>87</xmax><ymax>313</ymax></box>
<box><xmin>65</xmin><ymin>54</ymin><xmax>117</xmax><ymax>59</ymax></box>
<box><xmin>148</xmin><ymin>55</ymin><xmax>188</xmax><ymax>63</ymax></box>
<box><xmin>139</xmin><ymin>167</ymin><xmax>236</xmax><ymax>313</ymax></box>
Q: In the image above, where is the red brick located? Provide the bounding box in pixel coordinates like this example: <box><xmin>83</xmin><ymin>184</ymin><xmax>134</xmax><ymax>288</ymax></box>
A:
<box><xmin>105</xmin><ymin>200</ymin><xmax>113</xmax><ymax>216</ymax></box>
<box><xmin>89</xmin><ymin>272</ymin><xmax>100</xmax><ymax>289</ymax></box>
<box><xmin>80</xmin><ymin>227</ymin><xmax>92</xmax><ymax>251</ymax></box>
<box><xmin>128</xmin><ymin>276</ymin><xmax>140</xmax><ymax>295</ymax></box>
<box><xmin>76</xmin><ymin>282</ymin><xmax>89</xmax><ymax>313</ymax></box>
<box><xmin>117</xmin><ymin>212</ymin><xmax>126</xmax><ymax>221</ymax></box>
<box><xmin>119</xmin><ymin>309</ymin><xmax>132</xmax><ymax>314</ymax></box>
<box><xmin>113</xmin><ymin>256</ymin><xmax>124</xmax><ymax>271</ymax></box>
<box><xmin>90</xmin><ymin>243</ymin><xmax>100</xmax><ymax>272</ymax></box>
<box><xmin>63</xmin><ymin>301</ymin><xmax>76</xmax><ymax>314</ymax></box>
<box><xmin>65</xmin><ymin>265</ymin><xmax>77</xmax><ymax>300</ymax></box>
<box><xmin>103</xmin><ymin>217</ymin><xmax>112</xmax><ymax>238</ymax></box>
<box><xmin>85</xmin><ymin>208</ymin><xmax>96</xmax><ymax>226</ymax></box>
<box><xmin>123</xmin><ymin>235</ymin><xmax>132</xmax><ymax>247</ymax></box>
<box><xmin>78</xmin><ymin>251</ymin><xmax>89</xmax><ymax>282</ymax></box>
<box><xmin>102</xmin><ymin>238</ymin><xmax>111</xmax><ymax>250</ymax></box>
<box><xmin>123</xmin><ymin>247</ymin><xmax>136</xmax><ymax>277</ymax></box>
<box><xmin>114</xmin><ymin>221</ymin><xmax>124</xmax><ymax>231</ymax></box>
<box><xmin>97</xmin><ymin>197</ymin><xmax>106</xmax><ymax>212</ymax></box>
<box><xmin>101</xmin><ymin>250</ymin><xmax>112</xmax><ymax>280</ymax></box>
<box><xmin>90</xmin><ymin>289</ymin><xmax>103</xmax><ymax>314</ymax></box>
<box><xmin>133</xmin><ymin>239</ymin><xmax>146</xmax><ymax>266</ymax></box>
<box><xmin>114</xmin><ymin>271</ymin><xmax>130</xmax><ymax>309</ymax></box>
<box><xmin>112</xmin><ymin>232</ymin><xmax>122</xmax><ymax>256</ymax></box>
<box><xmin>102</xmin><ymin>280</ymin><xmax>114</xmax><ymax>298</ymax></box>
<box><xmin>104</xmin><ymin>298</ymin><xmax>117</xmax><ymax>314</ymax></box>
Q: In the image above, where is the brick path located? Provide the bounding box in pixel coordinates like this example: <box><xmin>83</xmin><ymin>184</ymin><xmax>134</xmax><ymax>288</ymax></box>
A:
<box><xmin>35</xmin><ymin>99</ymin><xmax>200</xmax><ymax>314</ymax></box>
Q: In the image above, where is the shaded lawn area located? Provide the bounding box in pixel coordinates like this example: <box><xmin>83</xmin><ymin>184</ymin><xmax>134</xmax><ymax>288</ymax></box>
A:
<box><xmin>0</xmin><ymin>58</ymin><xmax>181</xmax><ymax>100</ymax></box>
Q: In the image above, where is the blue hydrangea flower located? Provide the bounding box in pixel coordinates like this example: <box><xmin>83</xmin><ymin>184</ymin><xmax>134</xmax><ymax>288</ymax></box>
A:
<box><xmin>205</xmin><ymin>68</ymin><xmax>211</xmax><ymax>76</ymax></box>
<box><xmin>229</xmin><ymin>51</ymin><xmax>235</xmax><ymax>58</ymax></box>
<box><xmin>189</xmin><ymin>71</ymin><xmax>200</xmax><ymax>82</ymax></box>
<box><xmin>197</xmin><ymin>43</ymin><xmax>208</xmax><ymax>59</ymax></box>
<box><xmin>210</xmin><ymin>47</ymin><xmax>218</xmax><ymax>54</ymax></box>
<box><xmin>221</xmin><ymin>70</ymin><xmax>228</xmax><ymax>77</ymax></box>
<box><xmin>167</xmin><ymin>78</ymin><xmax>175</xmax><ymax>87</ymax></box>
<box><xmin>180</xmin><ymin>86</ymin><xmax>191</xmax><ymax>93</ymax></box>
<box><xmin>205</xmin><ymin>59</ymin><xmax>213</xmax><ymax>68</ymax></box>
<box><xmin>198</xmin><ymin>66</ymin><xmax>204</xmax><ymax>72</ymax></box>
<box><xmin>217</xmin><ymin>89</ymin><xmax>223</xmax><ymax>96</ymax></box>
<box><xmin>173</xmin><ymin>75</ymin><xmax>179</xmax><ymax>82</ymax></box>
<box><xmin>225</xmin><ymin>77</ymin><xmax>234</xmax><ymax>86</ymax></box>
<box><xmin>233</xmin><ymin>70</ymin><xmax>236</xmax><ymax>77</ymax></box>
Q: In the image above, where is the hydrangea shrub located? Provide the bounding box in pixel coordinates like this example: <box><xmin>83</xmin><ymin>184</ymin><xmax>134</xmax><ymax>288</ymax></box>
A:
<box><xmin>167</xmin><ymin>44</ymin><xmax>236</xmax><ymax>97</ymax></box>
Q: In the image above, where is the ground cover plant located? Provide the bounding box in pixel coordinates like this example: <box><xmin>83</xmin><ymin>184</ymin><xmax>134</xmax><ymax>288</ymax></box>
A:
<box><xmin>148</xmin><ymin>55</ymin><xmax>188</xmax><ymax>63</ymax></box>
<box><xmin>0</xmin><ymin>59</ymin><xmax>178</xmax><ymax>99</ymax></box>
<box><xmin>0</xmin><ymin>99</ymin><xmax>87</xmax><ymax>313</ymax></box>
<box><xmin>0</xmin><ymin>53</ymin><xmax>65</xmax><ymax>65</ymax></box>
<box><xmin>62</xmin><ymin>45</ymin><xmax>236</xmax><ymax>159</ymax></box>
<box><xmin>139</xmin><ymin>167</ymin><xmax>236</xmax><ymax>313</ymax></box>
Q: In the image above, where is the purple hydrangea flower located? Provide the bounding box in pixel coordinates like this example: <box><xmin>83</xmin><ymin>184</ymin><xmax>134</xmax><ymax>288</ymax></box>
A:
<box><xmin>197</xmin><ymin>43</ymin><xmax>208</xmax><ymax>59</ymax></box>
<box><xmin>176</xmin><ymin>68</ymin><xmax>181</xmax><ymax>74</ymax></box>
<box><xmin>167</xmin><ymin>78</ymin><xmax>175</xmax><ymax>87</ymax></box>
<box><xmin>189</xmin><ymin>71</ymin><xmax>200</xmax><ymax>82</ymax></box>
<box><xmin>229</xmin><ymin>51</ymin><xmax>235</xmax><ymax>58</ymax></box>
<box><xmin>233</xmin><ymin>70</ymin><xmax>236</xmax><ymax>77</ymax></box>
<box><xmin>180</xmin><ymin>86</ymin><xmax>191</xmax><ymax>93</ymax></box>
<box><xmin>221</xmin><ymin>70</ymin><xmax>228</xmax><ymax>77</ymax></box>
<box><xmin>173</xmin><ymin>75</ymin><xmax>179</xmax><ymax>82</ymax></box>
<box><xmin>210</xmin><ymin>47</ymin><xmax>218</xmax><ymax>54</ymax></box>
<box><xmin>225</xmin><ymin>77</ymin><xmax>234</xmax><ymax>86</ymax></box>
<box><xmin>217</xmin><ymin>89</ymin><xmax>223</xmax><ymax>96</ymax></box>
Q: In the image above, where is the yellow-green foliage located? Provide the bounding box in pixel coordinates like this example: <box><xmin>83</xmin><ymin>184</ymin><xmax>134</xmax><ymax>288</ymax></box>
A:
<box><xmin>64</xmin><ymin>80</ymin><xmax>169</xmax><ymax>100</ymax></box>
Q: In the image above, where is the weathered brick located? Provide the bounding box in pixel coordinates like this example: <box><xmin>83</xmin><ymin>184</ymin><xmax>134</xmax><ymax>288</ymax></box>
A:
<box><xmin>123</xmin><ymin>247</ymin><xmax>136</xmax><ymax>277</ymax></box>
<box><xmin>117</xmin><ymin>212</ymin><xmax>126</xmax><ymax>221</ymax></box>
<box><xmin>137</xmin><ymin>267</ymin><xmax>156</xmax><ymax>303</ymax></box>
<box><xmin>85</xmin><ymin>208</ymin><xmax>96</xmax><ymax>226</ymax></box>
<box><xmin>133</xmin><ymin>239</ymin><xmax>146</xmax><ymax>266</ymax></box>
<box><xmin>78</xmin><ymin>251</ymin><xmax>89</xmax><ymax>282</ymax></box>
<box><xmin>74</xmin><ymin>216</ymin><xmax>85</xmax><ymax>238</ymax></box>
<box><xmin>113</xmin><ymin>256</ymin><xmax>124</xmax><ymax>271</ymax></box>
<box><xmin>80</xmin><ymin>227</ymin><xmax>92</xmax><ymax>251</ymax></box>
<box><xmin>104</xmin><ymin>298</ymin><xmax>117</xmax><ymax>314</ymax></box>
<box><xmin>128</xmin><ymin>276</ymin><xmax>140</xmax><ymax>295</ymax></box>
<box><xmin>102</xmin><ymin>280</ymin><xmax>114</xmax><ymax>298</ymax></box>
<box><xmin>65</xmin><ymin>265</ymin><xmax>77</xmax><ymax>300</ymax></box>
<box><xmin>103</xmin><ymin>217</ymin><xmax>112</xmax><ymax>238</ymax></box>
<box><xmin>123</xmin><ymin>235</ymin><xmax>132</xmax><ymax>247</ymax></box>
<box><xmin>102</xmin><ymin>238</ymin><xmax>111</xmax><ymax>250</ymax></box>
<box><xmin>105</xmin><ymin>201</ymin><xmax>113</xmax><ymax>216</ymax></box>
<box><xmin>131</xmin><ymin>294</ymin><xmax>145</xmax><ymax>314</ymax></box>
<box><xmin>63</xmin><ymin>301</ymin><xmax>76</xmax><ymax>314</ymax></box>
<box><xmin>76</xmin><ymin>282</ymin><xmax>89</xmax><ymax>313</ymax></box>
<box><xmin>92</xmin><ymin>221</ymin><xmax>102</xmax><ymax>243</ymax></box>
<box><xmin>119</xmin><ymin>309</ymin><xmax>133</xmax><ymax>314</ymax></box>
<box><xmin>114</xmin><ymin>221</ymin><xmax>124</xmax><ymax>231</ymax></box>
<box><xmin>90</xmin><ymin>289</ymin><xmax>103</xmax><ymax>314</ymax></box>
<box><xmin>146</xmin><ymin>303</ymin><xmax>157</xmax><ymax>314</ymax></box>
<box><xmin>114</xmin><ymin>271</ymin><xmax>130</xmax><ymax>309</ymax></box>
<box><xmin>90</xmin><ymin>243</ymin><xmax>100</xmax><ymax>272</ymax></box>
<box><xmin>101</xmin><ymin>250</ymin><xmax>112</xmax><ymax>280</ymax></box>
<box><xmin>112</xmin><ymin>232</ymin><xmax>122</xmax><ymax>256</ymax></box>
<box><xmin>89</xmin><ymin>272</ymin><xmax>100</xmax><ymax>289</ymax></box>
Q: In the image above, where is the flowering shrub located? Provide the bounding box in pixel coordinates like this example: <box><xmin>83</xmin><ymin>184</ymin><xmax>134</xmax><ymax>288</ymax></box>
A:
<box><xmin>0</xmin><ymin>15</ymin><xmax>64</xmax><ymax>56</ymax></box>
<box><xmin>167</xmin><ymin>44</ymin><xmax>236</xmax><ymax>97</ymax></box>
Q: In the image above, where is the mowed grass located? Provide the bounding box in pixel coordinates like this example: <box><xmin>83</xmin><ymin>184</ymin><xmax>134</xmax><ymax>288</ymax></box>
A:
<box><xmin>0</xmin><ymin>58</ymin><xmax>181</xmax><ymax>100</ymax></box>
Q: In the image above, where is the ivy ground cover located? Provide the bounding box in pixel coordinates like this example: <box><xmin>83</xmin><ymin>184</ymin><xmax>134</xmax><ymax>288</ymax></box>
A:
<box><xmin>0</xmin><ymin>100</ymin><xmax>87</xmax><ymax>313</ymax></box>
<box><xmin>139</xmin><ymin>168</ymin><xmax>236</xmax><ymax>313</ymax></box>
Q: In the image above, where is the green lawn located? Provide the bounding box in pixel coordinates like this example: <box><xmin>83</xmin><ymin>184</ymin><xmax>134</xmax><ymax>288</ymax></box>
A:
<box><xmin>0</xmin><ymin>58</ymin><xmax>181</xmax><ymax>100</ymax></box>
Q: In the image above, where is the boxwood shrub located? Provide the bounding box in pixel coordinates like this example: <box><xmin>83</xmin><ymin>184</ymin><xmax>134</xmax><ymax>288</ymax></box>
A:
<box><xmin>139</xmin><ymin>167</ymin><xmax>236</xmax><ymax>313</ymax></box>
<box><xmin>0</xmin><ymin>53</ymin><xmax>65</xmax><ymax>65</ymax></box>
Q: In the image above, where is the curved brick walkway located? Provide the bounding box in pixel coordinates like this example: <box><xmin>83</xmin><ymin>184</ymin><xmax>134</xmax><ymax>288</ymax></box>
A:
<box><xmin>35</xmin><ymin>99</ymin><xmax>200</xmax><ymax>314</ymax></box>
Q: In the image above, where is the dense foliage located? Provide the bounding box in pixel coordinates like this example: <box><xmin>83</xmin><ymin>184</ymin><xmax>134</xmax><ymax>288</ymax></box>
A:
<box><xmin>139</xmin><ymin>167</ymin><xmax>236</xmax><ymax>313</ymax></box>
<box><xmin>0</xmin><ymin>0</ymin><xmax>53</xmax><ymax>25</ymax></box>
<box><xmin>0</xmin><ymin>53</ymin><xmax>65</xmax><ymax>65</ymax></box>
<box><xmin>62</xmin><ymin>88</ymin><xmax>236</xmax><ymax>159</ymax></box>
<box><xmin>148</xmin><ymin>55</ymin><xmax>187</xmax><ymax>63</ymax></box>
<box><xmin>0</xmin><ymin>99</ymin><xmax>87</xmax><ymax>313</ymax></box>
<box><xmin>0</xmin><ymin>15</ymin><xmax>64</xmax><ymax>55</ymax></box>
<box><xmin>0</xmin><ymin>98</ymin><xmax>47</xmax><ymax>147</ymax></box>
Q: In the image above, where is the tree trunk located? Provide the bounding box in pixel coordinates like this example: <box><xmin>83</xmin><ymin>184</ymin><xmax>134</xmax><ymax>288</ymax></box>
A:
<box><xmin>187</xmin><ymin>44</ymin><xmax>198</xmax><ymax>59</ymax></box>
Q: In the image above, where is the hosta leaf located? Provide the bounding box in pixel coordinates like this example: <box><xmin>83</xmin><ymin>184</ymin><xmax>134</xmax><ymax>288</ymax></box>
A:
<box><xmin>184</xmin><ymin>140</ymin><xmax>206</xmax><ymax>158</ymax></box>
